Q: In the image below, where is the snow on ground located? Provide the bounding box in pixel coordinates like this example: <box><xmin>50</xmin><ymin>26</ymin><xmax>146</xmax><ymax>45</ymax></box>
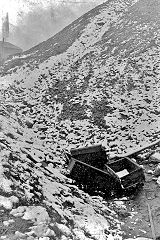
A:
<box><xmin>0</xmin><ymin>112</ymin><xmax>124</xmax><ymax>239</ymax></box>
<box><xmin>0</xmin><ymin>0</ymin><xmax>160</xmax><ymax>239</ymax></box>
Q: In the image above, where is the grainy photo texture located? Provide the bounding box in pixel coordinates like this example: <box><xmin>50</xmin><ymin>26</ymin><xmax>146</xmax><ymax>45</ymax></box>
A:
<box><xmin>0</xmin><ymin>0</ymin><xmax>160</xmax><ymax>239</ymax></box>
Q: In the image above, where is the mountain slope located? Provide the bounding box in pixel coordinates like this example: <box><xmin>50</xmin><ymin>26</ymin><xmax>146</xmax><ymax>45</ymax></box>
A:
<box><xmin>1</xmin><ymin>0</ymin><xmax>137</xmax><ymax>74</ymax></box>
<box><xmin>2</xmin><ymin>0</ymin><xmax>159</xmax><ymax>152</ymax></box>
<box><xmin>0</xmin><ymin>0</ymin><xmax>160</xmax><ymax>239</ymax></box>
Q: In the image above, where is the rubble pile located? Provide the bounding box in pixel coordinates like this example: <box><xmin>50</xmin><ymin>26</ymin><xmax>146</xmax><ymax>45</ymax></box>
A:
<box><xmin>0</xmin><ymin>116</ymin><xmax>123</xmax><ymax>240</ymax></box>
<box><xmin>0</xmin><ymin>0</ymin><xmax>160</xmax><ymax>239</ymax></box>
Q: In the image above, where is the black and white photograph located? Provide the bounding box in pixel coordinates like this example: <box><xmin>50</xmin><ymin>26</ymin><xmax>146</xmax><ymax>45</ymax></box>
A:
<box><xmin>0</xmin><ymin>0</ymin><xmax>160</xmax><ymax>239</ymax></box>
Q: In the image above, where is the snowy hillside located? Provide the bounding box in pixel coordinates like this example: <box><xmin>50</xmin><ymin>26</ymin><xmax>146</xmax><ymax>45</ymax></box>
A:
<box><xmin>0</xmin><ymin>0</ymin><xmax>160</xmax><ymax>239</ymax></box>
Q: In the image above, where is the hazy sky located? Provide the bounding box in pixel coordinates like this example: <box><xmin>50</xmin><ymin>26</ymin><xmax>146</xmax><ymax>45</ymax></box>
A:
<box><xmin>0</xmin><ymin>0</ymin><xmax>105</xmax><ymax>50</ymax></box>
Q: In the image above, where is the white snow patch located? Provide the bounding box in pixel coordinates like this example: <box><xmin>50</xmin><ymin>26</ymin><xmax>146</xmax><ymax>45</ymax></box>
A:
<box><xmin>0</xmin><ymin>196</ymin><xmax>18</xmax><ymax>210</ymax></box>
<box><xmin>22</xmin><ymin>206</ymin><xmax>50</xmax><ymax>223</ymax></box>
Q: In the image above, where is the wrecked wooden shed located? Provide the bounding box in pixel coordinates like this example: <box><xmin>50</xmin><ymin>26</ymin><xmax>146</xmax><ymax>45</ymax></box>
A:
<box><xmin>65</xmin><ymin>144</ymin><xmax>145</xmax><ymax>197</ymax></box>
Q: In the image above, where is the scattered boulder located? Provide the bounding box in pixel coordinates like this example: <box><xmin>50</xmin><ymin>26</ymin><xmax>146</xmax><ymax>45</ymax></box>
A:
<box><xmin>22</xmin><ymin>206</ymin><xmax>50</xmax><ymax>224</ymax></box>
<box><xmin>10</xmin><ymin>206</ymin><xmax>26</xmax><ymax>217</ymax></box>
<box><xmin>147</xmin><ymin>170</ymin><xmax>154</xmax><ymax>174</ymax></box>
<box><xmin>53</xmin><ymin>223</ymin><xmax>71</xmax><ymax>237</ymax></box>
<box><xmin>154</xmin><ymin>163</ymin><xmax>160</xmax><ymax>177</ymax></box>
<box><xmin>25</xmin><ymin>118</ymin><xmax>34</xmax><ymax>128</ymax></box>
<box><xmin>157</xmin><ymin>176</ymin><xmax>160</xmax><ymax>186</ymax></box>
<box><xmin>150</xmin><ymin>152</ymin><xmax>160</xmax><ymax>162</ymax></box>
<box><xmin>15</xmin><ymin>231</ymin><xmax>26</xmax><ymax>238</ymax></box>
<box><xmin>0</xmin><ymin>196</ymin><xmax>14</xmax><ymax>209</ymax></box>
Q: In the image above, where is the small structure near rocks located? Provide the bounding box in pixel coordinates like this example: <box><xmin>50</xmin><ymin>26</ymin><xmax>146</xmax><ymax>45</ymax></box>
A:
<box><xmin>65</xmin><ymin>144</ymin><xmax>145</xmax><ymax>197</ymax></box>
<box><xmin>0</xmin><ymin>41</ymin><xmax>22</xmax><ymax>61</ymax></box>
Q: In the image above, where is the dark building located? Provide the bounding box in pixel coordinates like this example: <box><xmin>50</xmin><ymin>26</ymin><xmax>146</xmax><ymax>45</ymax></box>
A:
<box><xmin>0</xmin><ymin>41</ymin><xmax>22</xmax><ymax>61</ymax></box>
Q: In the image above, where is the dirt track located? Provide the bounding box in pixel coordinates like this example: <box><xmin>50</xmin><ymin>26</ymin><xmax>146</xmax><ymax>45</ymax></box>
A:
<box><xmin>119</xmin><ymin>162</ymin><xmax>160</xmax><ymax>239</ymax></box>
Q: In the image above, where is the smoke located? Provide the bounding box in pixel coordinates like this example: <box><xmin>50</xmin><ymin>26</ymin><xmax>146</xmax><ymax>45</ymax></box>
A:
<box><xmin>9</xmin><ymin>1</ymin><xmax>104</xmax><ymax>51</ymax></box>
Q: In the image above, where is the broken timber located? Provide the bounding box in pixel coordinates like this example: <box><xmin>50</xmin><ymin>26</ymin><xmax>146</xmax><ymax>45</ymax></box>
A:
<box><xmin>67</xmin><ymin>144</ymin><xmax>145</xmax><ymax>197</ymax></box>
<box><xmin>110</xmin><ymin>139</ymin><xmax>160</xmax><ymax>160</ymax></box>
<box><xmin>147</xmin><ymin>202</ymin><xmax>156</xmax><ymax>240</ymax></box>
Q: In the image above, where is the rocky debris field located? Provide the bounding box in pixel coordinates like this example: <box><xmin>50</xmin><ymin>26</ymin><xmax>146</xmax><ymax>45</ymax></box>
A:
<box><xmin>0</xmin><ymin>0</ymin><xmax>160</xmax><ymax>239</ymax></box>
<box><xmin>0</xmin><ymin>55</ymin><xmax>160</xmax><ymax>239</ymax></box>
<box><xmin>0</xmin><ymin>105</ymin><xmax>122</xmax><ymax>240</ymax></box>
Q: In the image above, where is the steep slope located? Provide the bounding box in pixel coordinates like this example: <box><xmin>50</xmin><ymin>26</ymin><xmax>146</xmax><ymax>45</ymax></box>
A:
<box><xmin>1</xmin><ymin>0</ymin><xmax>137</xmax><ymax>74</ymax></box>
<box><xmin>1</xmin><ymin>0</ymin><xmax>160</xmax><ymax>152</ymax></box>
<box><xmin>0</xmin><ymin>0</ymin><xmax>160</xmax><ymax>239</ymax></box>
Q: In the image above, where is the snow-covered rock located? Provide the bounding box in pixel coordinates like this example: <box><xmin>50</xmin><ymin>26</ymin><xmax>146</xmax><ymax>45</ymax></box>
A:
<box><xmin>22</xmin><ymin>206</ymin><xmax>50</xmax><ymax>223</ymax></box>
<box><xmin>0</xmin><ymin>0</ymin><xmax>160</xmax><ymax>239</ymax></box>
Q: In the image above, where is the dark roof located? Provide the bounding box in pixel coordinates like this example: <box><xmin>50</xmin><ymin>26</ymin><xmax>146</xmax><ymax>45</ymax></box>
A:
<box><xmin>0</xmin><ymin>41</ymin><xmax>22</xmax><ymax>51</ymax></box>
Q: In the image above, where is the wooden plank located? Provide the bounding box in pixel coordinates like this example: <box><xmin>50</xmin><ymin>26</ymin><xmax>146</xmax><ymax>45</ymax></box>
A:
<box><xmin>110</xmin><ymin>139</ymin><xmax>160</xmax><ymax>159</ymax></box>
<box><xmin>71</xmin><ymin>144</ymin><xmax>104</xmax><ymax>156</ymax></box>
<box><xmin>147</xmin><ymin>202</ymin><xmax>156</xmax><ymax>240</ymax></box>
<box><xmin>68</xmin><ymin>159</ymin><xmax>76</xmax><ymax>172</ymax></box>
<box><xmin>104</xmin><ymin>164</ymin><xmax>120</xmax><ymax>181</ymax></box>
<box><xmin>69</xmin><ymin>157</ymin><xmax>120</xmax><ymax>182</ymax></box>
